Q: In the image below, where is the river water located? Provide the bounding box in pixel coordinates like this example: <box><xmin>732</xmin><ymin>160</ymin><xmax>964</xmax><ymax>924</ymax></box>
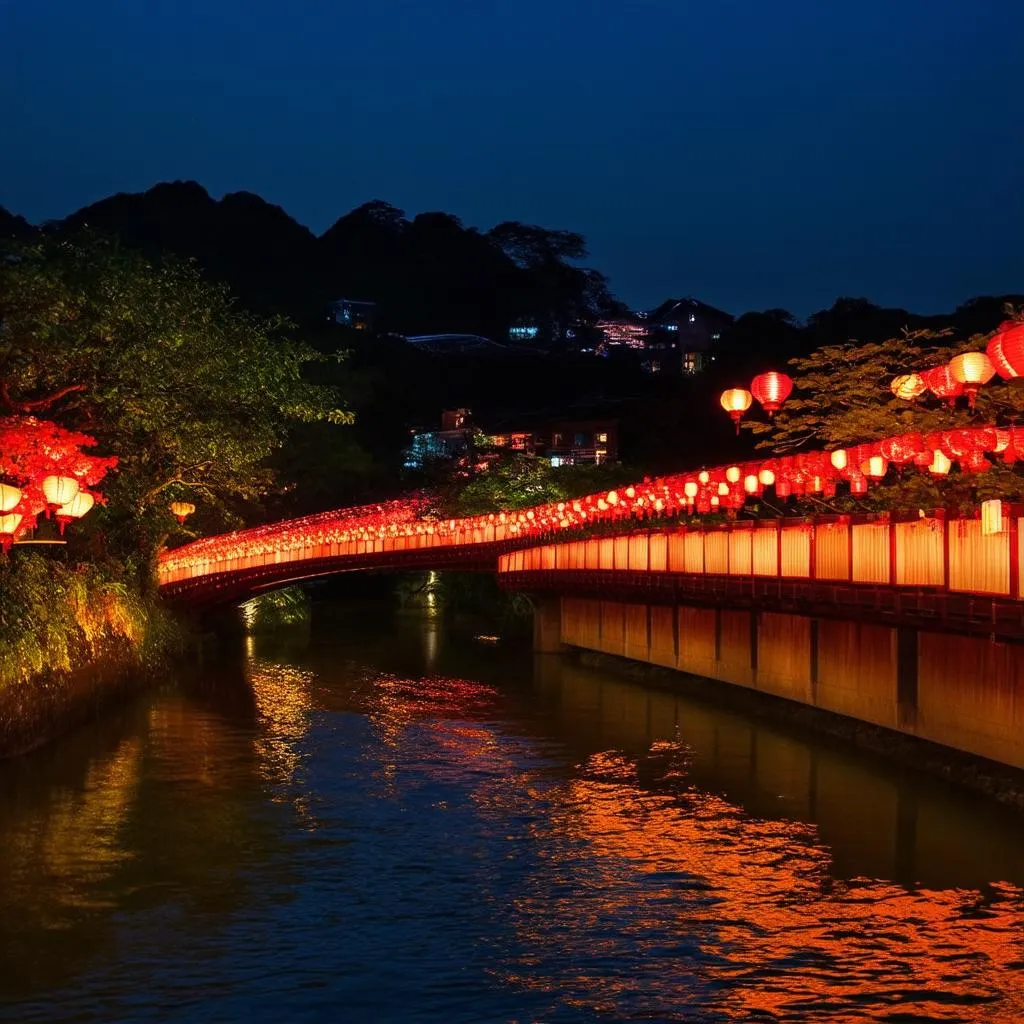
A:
<box><xmin>2</xmin><ymin>605</ymin><xmax>1024</xmax><ymax>1023</ymax></box>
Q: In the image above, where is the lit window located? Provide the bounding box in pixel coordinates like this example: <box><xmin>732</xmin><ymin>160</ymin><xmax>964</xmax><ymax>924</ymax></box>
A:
<box><xmin>683</xmin><ymin>352</ymin><xmax>699</xmax><ymax>373</ymax></box>
<box><xmin>552</xmin><ymin>432</ymin><xmax>563</xmax><ymax>446</ymax></box>
<box><xmin>666</xmin><ymin>324</ymin><xmax>679</xmax><ymax>332</ymax></box>
<box><xmin>550</xmin><ymin>456</ymin><xmax>565</xmax><ymax>468</ymax></box>
<box><xmin>596</xmin><ymin>432</ymin><xmax>608</xmax><ymax>443</ymax></box>
<box><xmin>595</xmin><ymin>448</ymin><xmax>607</xmax><ymax>464</ymax></box>
<box><xmin>688</xmin><ymin>313</ymin><xmax>696</xmax><ymax>323</ymax></box>
<box><xmin>712</xmin><ymin>332</ymin><xmax>721</xmax><ymax>340</ymax></box>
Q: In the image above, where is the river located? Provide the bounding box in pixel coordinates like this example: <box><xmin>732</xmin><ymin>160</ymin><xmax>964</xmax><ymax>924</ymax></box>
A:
<box><xmin>2</xmin><ymin>604</ymin><xmax>1024</xmax><ymax>1023</ymax></box>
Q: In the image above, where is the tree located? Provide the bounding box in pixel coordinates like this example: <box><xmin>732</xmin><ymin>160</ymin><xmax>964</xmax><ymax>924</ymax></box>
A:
<box><xmin>0</xmin><ymin>234</ymin><xmax>353</xmax><ymax>553</ymax></box>
<box><xmin>748</xmin><ymin>320</ymin><xmax>1024</xmax><ymax>511</ymax></box>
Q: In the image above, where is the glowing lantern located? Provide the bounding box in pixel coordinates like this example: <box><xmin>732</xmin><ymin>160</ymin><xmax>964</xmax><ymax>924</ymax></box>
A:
<box><xmin>861</xmin><ymin>456</ymin><xmax>888</xmax><ymax>479</ymax></box>
<box><xmin>982</xmin><ymin>499</ymin><xmax>1004</xmax><ymax>536</ymax></box>
<box><xmin>710</xmin><ymin>496</ymin><xmax>720</xmax><ymax>507</ymax></box>
<box><xmin>849</xmin><ymin>475</ymin><xmax>868</xmax><ymax>495</ymax></box>
<box><xmin>743</xmin><ymin>474</ymin><xmax>760</xmax><ymax>495</ymax></box>
<box><xmin>606</xmin><ymin>490</ymin><xmax>619</xmax><ymax>505</ymax></box>
<box><xmin>890</xmin><ymin>373</ymin><xmax>926</xmax><ymax>400</ymax></box>
<box><xmin>948</xmin><ymin>352</ymin><xmax>995</xmax><ymax>407</ymax></box>
<box><xmin>0</xmin><ymin>512</ymin><xmax>23</xmax><ymax>552</ymax></box>
<box><xmin>922</xmin><ymin>365</ymin><xmax>964</xmax><ymax>405</ymax></box>
<box><xmin>42</xmin><ymin>475</ymin><xmax>79</xmax><ymax>509</ymax></box>
<box><xmin>758</xmin><ymin>468</ymin><xmax>776</xmax><ymax>486</ymax></box>
<box><xmin>987</xmin><ymin>320</ymin><xmax>1024</xmax><ymax>381</ymax></box>
<box><xmin>55</xmin><ymin>491</ymin><xmax>95</xmax><ymax>535</ymax></box>
<box><xmin>928</xmin><ymin>451</ymin><xmax>952</xmax><ymax>477</ymax></box>
<box><xmin>0</xmin><ymin>483</ymin><xmax>21</xmax><ymax>513</ymax></box>
<box><xmin>829</xmin><ymin>449</ymin><xmax>848</xmax><ymax>472</ymax></box>
<box><xmin>698</xmin><ymin>470</ymin><xmax>710</xmax><ymax>485</ymax></box>
<box><xmin>725</xmin><ymin>466</ymin><xmax>741</xmax><ymax>484</ymax></box>
<box><xmin>750</xmin><ymin>371</ymin><xmax>794</xmax><ymax>417</ymax></box>
<box><xmin>170</xmin><ymin>501</ymin><xmax>196</xmax><ymax>524</ymax></box>
<box><xmin>683</xmin><ymin>481</ymin><xmax>699</xmax><ymax>499</ymax></box>
<box><xmin>720</xmin><ymin>388</ymin><xmax>753</xmax><ymax>433</ymax></box>
<box><xmin>717</xmin><ymin>482</ymin><xmax>730</xmax><ymax>497</ymax></box>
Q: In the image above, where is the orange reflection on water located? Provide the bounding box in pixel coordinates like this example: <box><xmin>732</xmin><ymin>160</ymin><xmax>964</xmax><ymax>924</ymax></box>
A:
<box><xmin>483</xmin><ymin>743</ymin><xmax>1024</xmax><ymax>1022</ymax></box>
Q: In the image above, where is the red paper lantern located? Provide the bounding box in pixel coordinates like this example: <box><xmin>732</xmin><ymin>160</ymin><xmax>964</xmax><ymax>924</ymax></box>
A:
<box><xmin>987</xmin><ymin>321</ymin><xmax>1024</xmax><ymax>381</ymax></box>
<box><xmin>922</xmin><ymin>365</ymin><xmax>964</xmax><ymax>404</ymax></box>
<box><xmin>750</xmin><ymin>371</ymin><xmax>793</xmax><ymax>417</ymax></box>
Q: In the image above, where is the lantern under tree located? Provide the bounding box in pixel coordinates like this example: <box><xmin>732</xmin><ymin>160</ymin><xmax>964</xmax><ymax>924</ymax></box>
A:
<box><xmin>719</xmin><ymin>388</ymin><xmax>753</xmax><ymax>433</ymax></box>
<box><xmin>750</xmin><ymin>371</ymin><xmax>793</xmax><ymax>417</ymax></box>
<box><xmin>170</xmin><ymin>501</ymin><xmax>197</xmax><ymax>524</ymax></box>
<box><xmin>948</xmin><ymin>351</ymin><xmax>996</xmax><ymax>408</ymax></box>
<box><xmin>42</xmin><ymin>474</ymin><xmax>79</xmax><ymax>511</ymax></box>
<box><xmin>987</xmin><ymin>320</ymin><xmax>1024</xmax><ymax>382</ymax></box>
<box><xmin>0</xmin><ymin>483</ymin><xmax>21</xmax><ymax>513</ymax></box>
<box><xmin>55</xmin><ymin>491</ymin><xmax>95</xmax><ymax>535</ymax></box>
<box><xmin>890</xmin><ymin>373</ymin><xmax>926</xmax><ymax>400</ymax></box>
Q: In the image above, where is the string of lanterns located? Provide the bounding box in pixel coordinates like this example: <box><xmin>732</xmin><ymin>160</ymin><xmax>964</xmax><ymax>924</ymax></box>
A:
<box><xmin>0</xmin><ymin>417</ymin><xmax>117</xmax><ymax>552</ymax></box>
<box><xmin>890</xmin><ymin>320</ymin><xmax>1024</xmax><ymax>409</ymax></box>
<box><xmin>159</xmin><ymin>421</ymin><xmax>1021</xmax><ymax>581</ymax></box>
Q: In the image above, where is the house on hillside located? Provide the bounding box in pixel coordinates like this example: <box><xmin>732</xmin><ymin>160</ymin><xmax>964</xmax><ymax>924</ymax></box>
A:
<box><xmin>645</xmin><ymin>297</ymin><xmax>733</xmax><ymax>373</ymax></box>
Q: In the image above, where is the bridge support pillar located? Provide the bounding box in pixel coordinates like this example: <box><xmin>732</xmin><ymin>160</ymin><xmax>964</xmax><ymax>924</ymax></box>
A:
<box><xmin>533</xmin><ymin>595</ymin><xmax>564</xmax><ymax>654</ymax></box>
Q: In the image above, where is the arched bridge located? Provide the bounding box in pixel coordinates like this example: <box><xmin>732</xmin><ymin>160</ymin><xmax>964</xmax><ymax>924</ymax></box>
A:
<box><xmin>157</xmin><ymin>422</ymin><xmax>1024</xmax><ymax>636</ymax></box>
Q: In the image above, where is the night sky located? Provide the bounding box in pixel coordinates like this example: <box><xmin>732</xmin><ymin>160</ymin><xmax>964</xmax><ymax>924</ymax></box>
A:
<box><xmin>2</xmin><ymin>0</ymin><xmax>1022</xmax><ymax>316</ymax></box>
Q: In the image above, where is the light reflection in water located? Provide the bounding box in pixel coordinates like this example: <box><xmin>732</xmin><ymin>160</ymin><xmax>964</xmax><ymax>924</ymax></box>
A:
<box><xmin>0</xmin><ymin>612</ymin><xmax>1023</xmax><ymax>1022</ymax></box>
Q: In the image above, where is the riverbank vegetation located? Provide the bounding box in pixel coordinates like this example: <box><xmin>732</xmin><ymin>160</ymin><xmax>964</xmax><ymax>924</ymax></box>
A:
<box><xmin>0</xmin><ymin>233</ymin><xmax>356</xmax><ymax>748</ymax></box>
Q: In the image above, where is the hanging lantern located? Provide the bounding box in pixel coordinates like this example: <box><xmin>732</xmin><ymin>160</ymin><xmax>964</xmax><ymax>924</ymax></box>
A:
<box><xmin>860</xmin><ymin>455</ymin><xmax>888</xmax><ymax>479</ymax></box>
<box><xmin>683</xmin><ymin>480</ymin><xmax>699</xmax><ymax>500</ymax></box>
<box><xmin>987</xmin><ymin>320</ymin><xmax>1024</xmax><ymax>382</ymax></box>
<box><xmin>923</xmin><ymin>365</ymin><xmax>964</xmax><ymax>405</ymax></box>
<box><xmin>848</xmin><ymin>474</ymin><xmax>868</xmax><ymax>495</ymax></box>
<box><xmin>890</xmin><ymin>373</ymin><xmax>926</xmax><ymax>400</ymax></box>
<box><xmin>928</xmin><ymin>451</ymin><xmax>952</xmax><ymax>477</ymax></box>
<box><xmin>0</xmin><ymin>512</ymin><xmax>23</xmax><ymax>553</ymax></box>
<box><xmin>963</xmin><ymin>451</ymin><xmax>990</xmax><ymax>474</ymax></box>
<box><xmin>698</xmin><ymin>470</ymin><xmax>710</xmax><ymax>485</ymax></box>
<box><xmin>42</xmin><ymin>475</ymin><xmax>79</xmax><ymax>510</ymax></box>
<box><xmin>717</xmin><ymin>482</ymin><xmax>730</xmax><ymax>497</ymax></box>
<box><xmin>725</xmin><ymin>466</ymin><xmax>742</xmax><ymax>484</ymax></box>
<box><xmin>948</xmin><ymin>352</ymin><xmax>996</xmax><ymax>408</ymax></box>
<box><xmin>743</xmin><ymin>474</ymin><xmax>760</xmax><ymax>495</ymax></box>
<box><xmin>750</xmin><ymin>371</ymin><xmax>794</xmax><ymax>417</ymax></box>
<box><xmin>55</xmin><ymin>491</ymin><xmax>95</xmax><ymax>535</ymax></box>
<box><xmin>170</xmin><ymin>501</ymin><xmax>196</xmax><ymax>524</ymax></box>
<box><xmin>758</xmin><ymin>468</ymin><xmax>776</xmax><ymax>487</ymax></box>
<box><xmin>720</xmin><ymin>388</ymin><xmax>753</xmax><ymax>433</ymax></box>
<box><xmin>0</xmin><ymin>483</ymin><xmax>21</xmax><ymax>513</ymax></box>
<box><xmin>829</xmin><ymin>449</ymin><xmax>848</xmax><ymax>472</ymax></box>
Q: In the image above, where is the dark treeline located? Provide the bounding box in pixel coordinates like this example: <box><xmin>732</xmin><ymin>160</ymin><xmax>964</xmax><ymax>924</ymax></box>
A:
<box><xmin>2</xmin><ymin>185</ymin><xmax>1020</xmax><ymax>503</ymax></box>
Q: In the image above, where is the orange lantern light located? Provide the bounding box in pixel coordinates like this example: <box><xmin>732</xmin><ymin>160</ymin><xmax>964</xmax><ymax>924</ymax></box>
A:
<box><xmin>922</xmin><ymin>364</ymin><xmax>964</xmax><ymax>405</ymax></box>
<box><xmin>720</xmin><ymin>388</ymin><xmax>753</xmax><ymax>433</ymax></box>
<box><xmin>758</xmin><ymin>468</ymin><xmax>776</xmax><ymax>487</ymax></box>
<box><xmin>743</xmin><ymin>474</ymin><xmax>760</xmax><ymax>495</ymax></box>
<box><xmin>948</xmin><ymin>351</ymin><xmax>996</xmax><ymax>407</ymax></box>
<box><xmin>861</xmin><ymin>455</ymin><xmax>888</xmax><ymax>479</ymax></box>
<box><xmin>725</xmin><ymin>466</ymin><xmax>742</xmax><ymax>484</ymax></box>
<box><xmin>829</xmin><ymin>449</ymin><xmax>848</xmax><ymax>472</ymax></box>
<box><xmin>170</xmin><ymin>501</ymin><xmax>196</xmax><ymax>524</ymax></box>
<box><xmin>890</xmin><ymin>373</ymin><xmax>926</xmax><ymax>400</ymax></box>
<box><xmin>683</xmin><ymin>480</ymin><xmax>699</xmax><ymax>499</ymax></box>
<box><xmin>750</xmin><ymin>371</ymin><xmax>793</xmax><ymax>417</ymax></box>
<box><xmin>982</xmin><ymin>499</ymin><xmax>1004</xmax><ymax>536</ymax></box>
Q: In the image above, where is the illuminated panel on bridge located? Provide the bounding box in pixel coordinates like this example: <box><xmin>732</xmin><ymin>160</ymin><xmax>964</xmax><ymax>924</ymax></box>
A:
<box><xmin>159</xmin><ymin>424</ymin><xmax>1021</xmax><ymax>590</ymax></box>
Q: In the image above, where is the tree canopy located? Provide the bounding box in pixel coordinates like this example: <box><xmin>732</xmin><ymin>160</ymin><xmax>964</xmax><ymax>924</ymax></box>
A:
<box><xmin>0</xmin><ymin>235</ymin><xmax>352</xmax><ymax>549</ymax></box>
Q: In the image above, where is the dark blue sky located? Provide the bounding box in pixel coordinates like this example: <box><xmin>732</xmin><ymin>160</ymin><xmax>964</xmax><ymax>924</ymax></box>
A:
<box><xmin>2</xmin><ymin>0</ymin><xmax>1022</xmax><ymax>316</ymax></box>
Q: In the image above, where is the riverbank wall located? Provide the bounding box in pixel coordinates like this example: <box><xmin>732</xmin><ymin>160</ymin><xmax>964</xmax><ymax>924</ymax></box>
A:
<box><xmin>540</xmin><ymin>595</ymin><xmax>1024</xmax><ymax>808</ymax></box>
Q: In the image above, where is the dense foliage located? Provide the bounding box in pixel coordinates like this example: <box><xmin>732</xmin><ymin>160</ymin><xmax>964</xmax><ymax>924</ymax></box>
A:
<box><xmin>0</xmin><ymin>235</ymin><xmax>352</xmax><ymax>552</ymax></box>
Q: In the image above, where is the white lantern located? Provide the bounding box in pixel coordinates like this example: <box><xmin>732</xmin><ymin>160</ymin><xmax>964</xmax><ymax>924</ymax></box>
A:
<box><xmin>42</xmin><ymin>475</ymin><xmax>79</xmax><ymax>507</ymax></box>
<box><xmin>59</xmin><ymin>491</ymin><xmax>95</xmax><ymax>520</ymax></box>
<box><xmin>0</xmin><ymin>483</ymin><xmax>21</xmax><ymax>513</ymax></box>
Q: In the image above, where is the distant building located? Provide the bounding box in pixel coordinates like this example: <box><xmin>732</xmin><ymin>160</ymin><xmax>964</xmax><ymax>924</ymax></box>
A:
<box><xmin>546</xmin><ymin>419</ymin><xmax>619</xmax><ymax>466</ymax></box>
<box><xmin>644</xmin><ymin>298</ymin><xmax>733</xmax><ymax>374</ymax></box>
<box><xmin>591</xmin><ymin>297</ymin><xmax>733</xmax><ymax>374</ymax></box>
<box><xmin>403</xmin><ymin>409</ymin><xmax>476</xmax><ymax>472</ymax></box>
<box><xmin>329</xmin><ymin>298</ymin><xmax>376</xmax><ymax>331</ymax></box>
<box><xmin>508</xmin><ymin>324</ymin><xmax>539</xmax><ymax>342</ymax></box>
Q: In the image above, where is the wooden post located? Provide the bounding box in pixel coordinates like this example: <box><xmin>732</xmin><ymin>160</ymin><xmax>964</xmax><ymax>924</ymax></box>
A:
<box><xmin>1010</xmin><ymin>513</ymin><xmax>1020</xmax><ymax>601</ymax></box>
<box><xmin>888</xmin><ymin>515</ymin><xmax>897</xmax><ymax>586</ymax></box>
<box><xmin>533</xmin><ymin>595</ymin><xmax>564</xmax><ymax>653</ymax></box>
<box><xmin>942</xmin><ymin>514</ymin><xmax>951</xmax><ymax>592</ymax></box>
